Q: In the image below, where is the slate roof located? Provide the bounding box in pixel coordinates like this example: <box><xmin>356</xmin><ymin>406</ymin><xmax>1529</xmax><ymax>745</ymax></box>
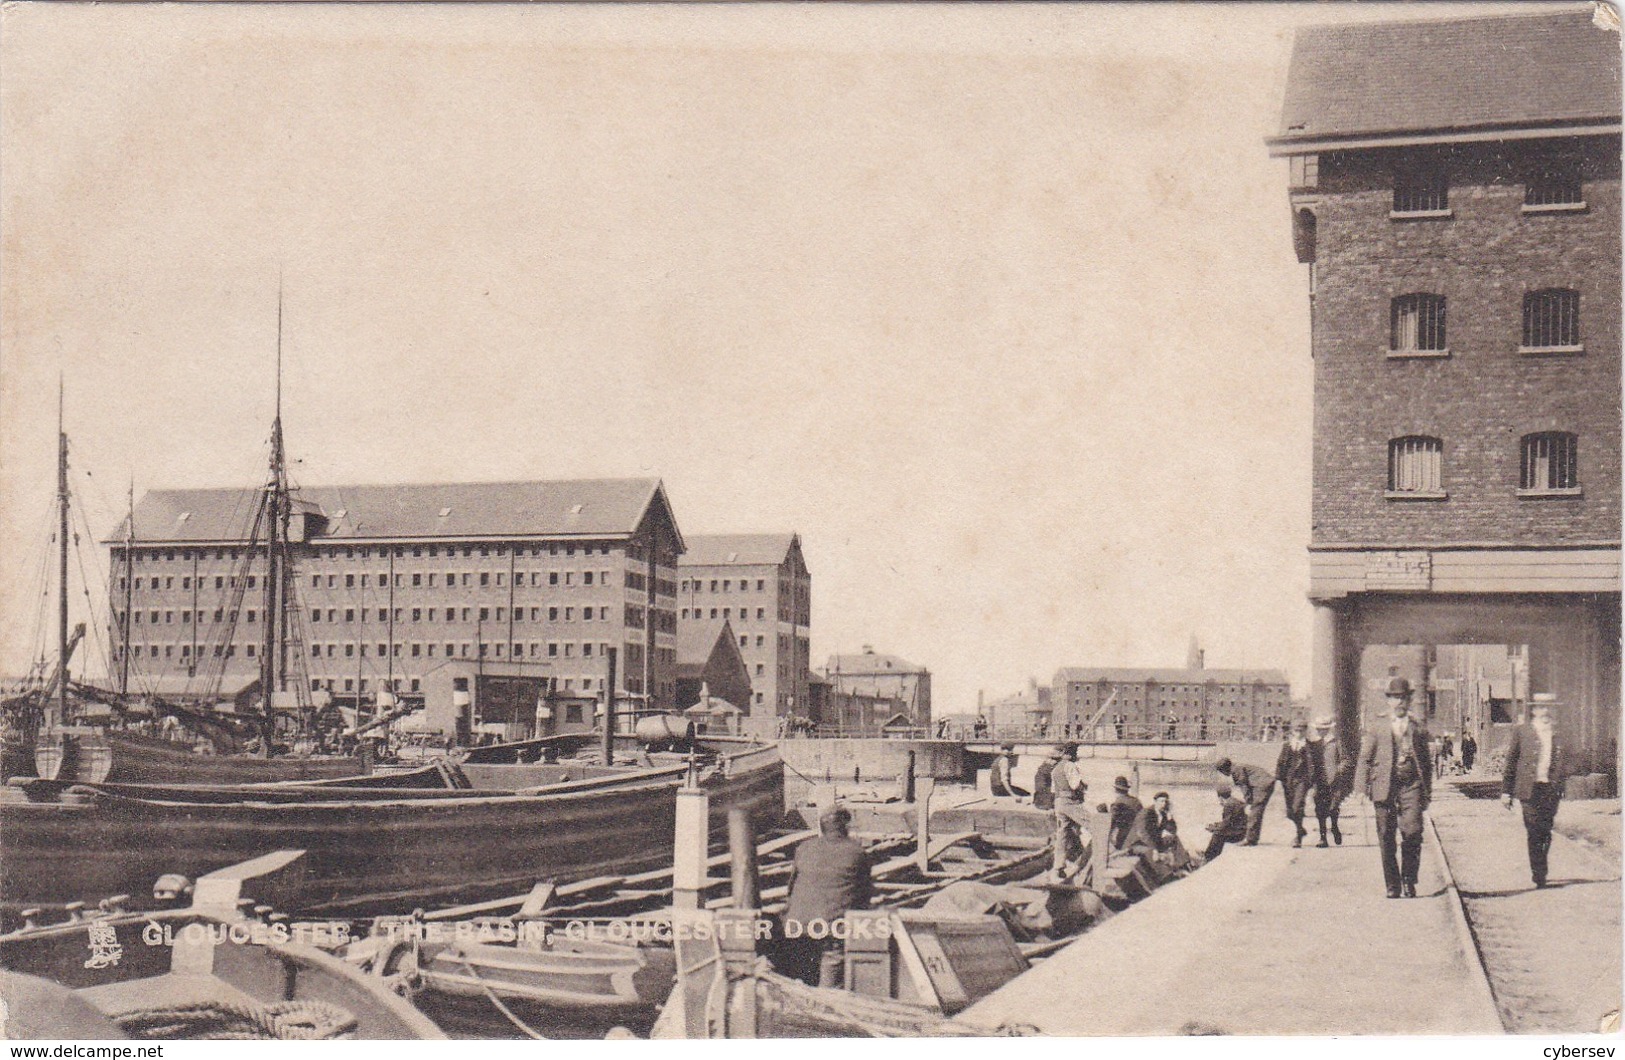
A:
<box><xmin>676</xmin><ymin>618</ymin><xmax>735</xmax><ymax>669</ymax></box>
<box><xmin>1271</xmin><ymin>8</ymin><xmax>1621</xmax><ymax>151</ymax></box>
<box><xmin>826</xmin><ymin>651</ymin><xmax>927</xmax><ymax>676</ymax></box>
<box><xmin>112</xmin><ymin>479</ymin><xmax>681</xmax><ymax>546</ymax></box>
<box><xmin>679</xmin><ymin>533</ymin><xmax>797</xmax><ymax>568</ymax></box>
<box><xmin>1052</xmin><ymin>667</ymin><xmax>1289</xmax><ymax>687</ymax></box>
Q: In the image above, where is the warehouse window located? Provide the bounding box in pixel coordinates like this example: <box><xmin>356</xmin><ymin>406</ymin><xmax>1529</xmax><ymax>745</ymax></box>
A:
<box><xmin>1524</xmin><ymin>168</ymin><xmax>1584</xmax><ymax>212</ymax></box>
<box><xmin>1390</xmin><ymin>295</ymin><xmax>1447</xmax><ymax>355</ymax></box>
<box><xmin>1387</xmin><ymin>436</ymin><xmax>1444</xmax><ymax>497</ymax></box>
<box><xmin>1392</xmin><ymin>172</ymin><xmax>1449</xmax><ymax>216</ymax></box>
<box><xmin>1521</xmin><ymin>289</ymin><xmax>1581</xmax><ymax>353</ymax></box>
<box><xmin>1519</xmin><ymin>432</ymin><xmax>1580</xmax><ymax>494</ymax></box>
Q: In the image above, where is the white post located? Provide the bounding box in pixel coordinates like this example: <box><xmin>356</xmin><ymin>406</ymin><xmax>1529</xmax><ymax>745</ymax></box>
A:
<box><xmin>673</xmin><ymin>779</ymin><xmax>710</xmax><ymax>911</ymax></box>
<box><xmin>915</xmin><ymin>777</ymin><xmax>935</xmax><ymax>873</ymax></box>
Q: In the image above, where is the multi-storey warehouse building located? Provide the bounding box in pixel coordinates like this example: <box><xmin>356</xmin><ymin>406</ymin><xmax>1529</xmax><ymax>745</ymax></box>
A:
<box><xmin>107</xmin><ymin>479</ymin><xmax>684</xmax><ymax>734</ymax></box>
<box><xmin>677</xmin><ymin>534</ymin><xmax>810</xmax><ymax>717</ymax></box>
<box><xmin>1269</xmin><ymin>9</ymin><xmax>1620</xmax><ymax>772</ymax></box>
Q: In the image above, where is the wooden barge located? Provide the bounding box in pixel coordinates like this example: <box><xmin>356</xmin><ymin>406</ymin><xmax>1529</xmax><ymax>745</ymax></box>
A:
<box><xmin>0</xmin><ymin>741</ymin><xmax>783</xmax><ymax>915</ymax></box>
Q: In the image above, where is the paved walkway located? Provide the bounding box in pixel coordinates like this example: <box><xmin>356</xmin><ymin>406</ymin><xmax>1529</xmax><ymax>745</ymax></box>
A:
<box><xmin>962</xmin><ymin>796</ymin><xmax>1501</xmax><ymax>1035</ymax></box>
<box><xmin>1430</xmin><ymin>789</ymin><xmax>1622</xmax><ymax>1034</ymax></box>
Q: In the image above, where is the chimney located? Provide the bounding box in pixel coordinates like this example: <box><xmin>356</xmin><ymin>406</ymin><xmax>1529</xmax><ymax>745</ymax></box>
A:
<box><xmin>1187</xmin><ymin>634</ymin><xmax>1204</xmax><ymax>671</ymax></box>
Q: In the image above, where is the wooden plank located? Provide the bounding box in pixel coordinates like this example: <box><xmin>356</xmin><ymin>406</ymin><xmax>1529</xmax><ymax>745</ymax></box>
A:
<box><xmin>515</xmin><ymin>881</ymin><xmax>556</xmax><ymax>919</ymax></box>
<box><xmin>872</xmin><ymin>832</ymin><xmax>980</xmax><ymax>879</ymax></box>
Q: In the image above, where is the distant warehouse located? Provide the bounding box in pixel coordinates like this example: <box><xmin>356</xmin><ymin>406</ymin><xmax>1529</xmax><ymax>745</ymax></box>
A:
<box><xmin>106</xmin><ymin>479</ymin><xmax>685</xmax><ymax>734</ymax></box>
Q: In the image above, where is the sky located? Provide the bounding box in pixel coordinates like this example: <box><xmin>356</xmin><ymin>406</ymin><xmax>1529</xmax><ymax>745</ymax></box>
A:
<box><xmin>0</xmin><ymin>1</ymin><xmax>1524</xmax><ymax>713</ymax></box>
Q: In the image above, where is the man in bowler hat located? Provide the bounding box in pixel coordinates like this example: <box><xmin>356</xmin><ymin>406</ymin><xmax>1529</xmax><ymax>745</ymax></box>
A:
<box><xmin>1354</xmin><ymin>676</ymin><xmax>1432</xmax><ymax>898</ymax></box>
<box><xmin>1501</xmin><ymin>694</ymin><xmax>1568</xmax><ymax>888</ymax></box>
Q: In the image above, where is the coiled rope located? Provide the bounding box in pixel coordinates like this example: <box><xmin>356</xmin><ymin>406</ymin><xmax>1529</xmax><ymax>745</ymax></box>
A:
<box><xmin>113</xmin><ymin>999</ymin><xmax>358</xmax><ymax>1040</ymax></box>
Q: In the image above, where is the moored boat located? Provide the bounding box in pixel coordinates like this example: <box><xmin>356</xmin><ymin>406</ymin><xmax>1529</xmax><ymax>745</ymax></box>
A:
<box><xmin>0</xmin><ymin>741</ymin><xmax>784</xmax><ymax>915</ymax></box>
<box><xmin>34</xmin><ymin>729</ymin><xmax>364</xmax><ymax>786</ymax></box>
<box><xmin>0</xmin><ymin>907</ymin><xmax>445</xmax><ymax>1039</ymax></box>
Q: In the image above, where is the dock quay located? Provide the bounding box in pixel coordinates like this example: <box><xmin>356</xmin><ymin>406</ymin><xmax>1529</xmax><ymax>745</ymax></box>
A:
<box><xmin>961</xmin><ymin>781</ymin><xmax>1621</xmax><ymax>1036</ymax></box>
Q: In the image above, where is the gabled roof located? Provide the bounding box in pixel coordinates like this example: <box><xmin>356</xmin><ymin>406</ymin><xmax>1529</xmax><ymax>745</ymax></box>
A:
<box><xmin>1269</xmin><ymin>8</ymin><xmax>1622</xmax><ymax>154</ymax></box>
<box><xmin>1052</xmin><ymin>667</ymin><xmax>1290</xmax><ymax>687</ymax></box>
<box><xmin>676</xmin><ymin>618</ymin><xmax>736</xmax><ymax>669</ymax></box>
<box><xmin>826</xmin><ymin>651</ymin><xmax>926</xmax><ymax>676</ymax></box>
<box><xmin>679</xmin><ymin>533</ymin><xmax>798</xmax><ymax>568</ymax></box>
<box><xmin>110</xmin><ymin>479</ymin><xmax>682</xmax><ymax>547</ymax></box>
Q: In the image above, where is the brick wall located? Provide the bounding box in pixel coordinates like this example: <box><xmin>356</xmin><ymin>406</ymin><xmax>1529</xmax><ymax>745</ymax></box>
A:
<box><xmin>1308</xmin><ymin>136</ymin><xmax>1621</xmax><ymax>546</ymax></box>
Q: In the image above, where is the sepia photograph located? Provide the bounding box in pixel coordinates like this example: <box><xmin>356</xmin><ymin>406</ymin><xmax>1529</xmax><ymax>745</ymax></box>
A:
<box><xmin>0</xmin><ymin>0</ymin><xmax>1619</xmax><ymax>1044</ymax></box>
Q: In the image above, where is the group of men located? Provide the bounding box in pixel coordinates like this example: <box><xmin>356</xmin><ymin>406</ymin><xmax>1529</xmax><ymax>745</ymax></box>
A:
<box><xmin>1207</xmin><ymin>710</ymin><xmax>1351</xmax><ymax>857</ymax></box>
<box><xmin>778</xmin><ymin>682</ymin><xmax>1573</xmax><ymax>990</ymax></box>
<box><xmin>1207</xmin><ymin>675</ymin><xmax>1571</xmax><ymax>899</ymax></box>
<box><xmin>1025</xmin><ymin>743</ymin><xmax>1198</xmax><ymax>884</ymax></box>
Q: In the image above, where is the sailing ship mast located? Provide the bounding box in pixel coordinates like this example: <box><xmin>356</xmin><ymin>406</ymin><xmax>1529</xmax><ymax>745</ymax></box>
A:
<box><xmin>54</xmin><ymin>380</ymin><xmax>69</xmax><ymax>730</ymax></box>
<box><xmin>258</xmin><ymin>287</ymin><xmax>290</xmax><ymax>747</ymax></box>
<box><xmin>119</xmin><ymin>480</ymin><xmax>134</xmax><ymax>697</ymax></box>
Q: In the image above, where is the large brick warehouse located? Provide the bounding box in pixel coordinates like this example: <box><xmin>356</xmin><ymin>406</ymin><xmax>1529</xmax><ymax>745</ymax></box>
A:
<box><xmin>1268</xmin><ymin>9</ymin><xmax>1621</xmax><ymax>775</ymax></box>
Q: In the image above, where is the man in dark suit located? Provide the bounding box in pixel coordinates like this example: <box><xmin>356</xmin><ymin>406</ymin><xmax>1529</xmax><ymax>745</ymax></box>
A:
<box><xmin>1274</xmin><ymin>720</ymin><xmax>1317</xmax><ymax>848</ymax></box>
<box><xmin>1501</xmin><ymin>694</ymin><xmax>1568</xmax><ymax>888</ymax></box>
<box><xmin>1213</xmin><ymin>756</ymin><xmax>1276</xmax><ymax>845</ymax></box>
<box><xmin>783</xmin><ymin>805</ymin><xmax>873</xmax><ymax>987</ymax></box>
<box><xmin>1108</xmin><ymin>776</ymin><xmax>1145</xmax><ymax>852</ymax></box>
<box><xmin>1310</xmin><ymin>714</ymin><xmax>1351</xmax><ymax>847</ymax></box>
<box><xmin>1354</xmin><ymin>676</ymin><xmax>1432</xmax><ymax>898</ymax></box>
<box><xmin>1201</xmin><ymin>783</ymin><xmax>1248</xmax><ymax>862</ymax></box>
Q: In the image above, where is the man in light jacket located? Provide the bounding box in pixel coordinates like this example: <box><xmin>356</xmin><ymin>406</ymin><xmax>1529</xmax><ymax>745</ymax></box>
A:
<box><xmin>1501</xmin><ymin>694</ymin><xmax>1569</xmax><ymax>888</ymax></box>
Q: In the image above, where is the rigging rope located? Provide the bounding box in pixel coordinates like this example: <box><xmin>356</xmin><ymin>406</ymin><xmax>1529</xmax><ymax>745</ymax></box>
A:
<box><xmin>454</xmin><ymin>951</ymin><xmax>549</xmax><ymax>1040</ymax></box>
<box><xmin>112</xmin><ymin>998</ymin><xmax>358</xmax><ymax>1040</ymax></box>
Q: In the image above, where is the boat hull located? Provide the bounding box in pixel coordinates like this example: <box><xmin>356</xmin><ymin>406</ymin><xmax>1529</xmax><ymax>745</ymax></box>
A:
<box><xmin>0</xmin><ymin>910</ymin><xmax>445</xmax><ymax>1039</ymax></box>
<box><xmin>1</xmin><ymin>744</ymin><xmax>784</xmax><ymax>914</ymax></box>
<box><xmin>35</xmin><ymin>731</ymin><xmax>364</xmax><ymax>785</ymax></box>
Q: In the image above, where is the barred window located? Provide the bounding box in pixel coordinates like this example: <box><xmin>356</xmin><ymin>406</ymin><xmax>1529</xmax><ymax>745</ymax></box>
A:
<box><xmin>1520</xmin><ymin>432</ymin><xmax>1579</xmax><ymax>491</ymax></box>
<box><xmin>1522</xmin><ymin>289</ymin><xmax>1580</xmax><ymax>350</ymax></box>
<box><xmin>1388</xmin><ymin>436</ymin><xmax>1443</xmax><ymax>493</ymax></box>
<box><xmin>1524</xmin><ymin>171</ymin><xmax>1584</xmax><ymax>209</ymax></box>
<box><xmin>1391</xmin><ymin>294</ymin><xmax>1447</xmax><ymax>353</ymax></box>
<box><xmin>1393</xmin><ymin>174</ymin><xmax>1448</xmax><ymax>214</ymax></box>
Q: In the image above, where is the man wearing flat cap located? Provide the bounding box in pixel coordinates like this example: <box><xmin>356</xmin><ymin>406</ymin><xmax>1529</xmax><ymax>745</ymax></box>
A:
<box><xmin>1354</xmin><ymin>676</ymin><xmax>1432</xmax><ymax>898</ymax></box>
<box><xmin>1501</xmin><ymin>694</ymin><xmax>1569</xmax><ymax>888</ymax></box>
<box><xmin>1212</xmin><ymin>755</ymin><xmax>1276</xmax><ymax>846</ymax></box>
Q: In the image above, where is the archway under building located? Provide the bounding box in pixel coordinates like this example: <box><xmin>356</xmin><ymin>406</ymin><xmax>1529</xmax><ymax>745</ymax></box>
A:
<box><xmin>1323</xmin><ymin>593</ymin><xmax>1619</xmax><ymax>779</ymax></box>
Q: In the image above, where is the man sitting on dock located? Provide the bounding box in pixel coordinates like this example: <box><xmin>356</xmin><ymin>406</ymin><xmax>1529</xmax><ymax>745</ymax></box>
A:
<box><xmin>1139</xmin><ymin>791</ymin><xmax>1193</xmax><ymax>876</ymax></box>
<box><xmin>1213</xmin><ymin>756</ymin><xmax>1276</xmax><ymax>846</ymax></box>
<box><xmin>782</xmin><ymin>805</ymin><xmax>875</xmax><ymax>989</ymax></box>
<box><xmin>1108</xmin><ymin>776</ymin><xmax>1144</xmax><ymax>853</ymax></box>
<box><xmin>1201</xmin><ymin>783</ymin><xmax>1248</xmax><ymax>862</ymax></box>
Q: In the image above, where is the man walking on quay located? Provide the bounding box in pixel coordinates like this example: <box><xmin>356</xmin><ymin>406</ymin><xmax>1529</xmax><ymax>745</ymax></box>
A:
<box><xmin>1354</xmin><ymin>677</ymin><xmax>1432</xmax><ymax>898</ymax></box>
<box><xmin>1309</xmin><ymin>714</ymin><xmax>1350</xmax><ymax>847</ymax></box>
<box><xmin>1501</xmin><ymin>694</ymin><xmax>1569</xmax><ymax>888</ymax></box>
<box><xmin>1275</xmin><ymin>720</ymin><xmax>1316</xmax><ymax>848</ymax></box>
<box><xmin>1213</xmin><ymin>756</ymin><xmax>1275</xmax><ymax>845</ymax></box>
